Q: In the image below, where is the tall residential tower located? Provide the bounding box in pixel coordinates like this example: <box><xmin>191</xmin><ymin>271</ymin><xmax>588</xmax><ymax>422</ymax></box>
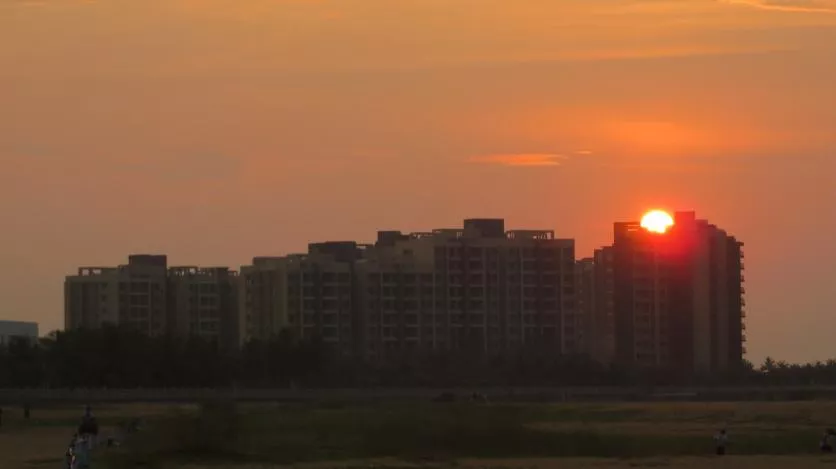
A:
<box><xmin>611</xmin><ymin>211</ymin><xmax>745</xmax><ymax>375</ymax></box>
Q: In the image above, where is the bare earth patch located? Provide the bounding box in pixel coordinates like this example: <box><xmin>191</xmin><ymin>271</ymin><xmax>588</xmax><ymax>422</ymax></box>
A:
<box><xmin>0</xmin><ymin>426</ymin><xmax>74</xmax><ymax>469</ymax></box>
<box><xmin>173</xmin><ymin>456</ymin><xmax>836</xmax><ymax>469</ymax></box>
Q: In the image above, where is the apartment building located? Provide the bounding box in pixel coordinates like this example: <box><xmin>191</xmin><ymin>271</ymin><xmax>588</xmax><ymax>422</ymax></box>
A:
<box><xmin>65</xmin><ymin>255</ymin><xmax>169</xmax><ymax>335</ymax></box>
<box><xmin>239</xmin><ymin>242</ymin><xmax>358</xmax><ymax>354</ymax></box>
<box><xmin>611</xmin><ymin>211</ymin><xmax>745</xmax><ymax>375</ymax></box>
<box><xmin>168</xmin><ymin>266</ymin><xmax>240</xmax><ymax>350</ymax></box>
<box><xmin>65</xmin><ymin>255</ymin><xmax>240</xmax><ymax>345</ymax></box>
<box><xmin>356</xmin><ymin>219</ymin><xmax>578</xmax><ymax>359</ymax></box>
<box><xmin>239</xmin><ymin>219</ymin><xmax>578</xmax><ymax>360</ymax></box>
<box><xmin>576</xmin><ymin>248</ymin><xmax>616</xmax><ymax>364</ymax></box>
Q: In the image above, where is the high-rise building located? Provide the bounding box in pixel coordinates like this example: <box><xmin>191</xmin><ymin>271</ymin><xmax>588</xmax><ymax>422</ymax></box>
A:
<box><xmin>577</xmin><ymin>248</ymin><xmax>616</xmax><ymax>364</ymax></box>
<box><xmin>65</xmin><ymin>255</ymin><xmax>169</xmax><ymax>335</ymax></box>
<box><xmin>610</xmin><ymin>211</ymin><xmax>744</xmax><ymax>375</ymax></box>
<box><xmin>241</xmin><ymin>219</ymin><xmax>578</xmax><ymax>360</ymax></box>
<box><xmin>239</xmin><ymin>242</ymin><xmax>359</xmax><ymax>354</ymax></box>
<box><xmin>168</xmin><ymin>266</ymin><xmax>240</xmax><ymax>350</ymax></box>
<box><xmin>65</xmin><ymin>255</ymin><xmax>240</xmax><ymax>345</ymax></box>
<box><xmin>358</xmin><ymin>218</ymin><xmax>579</xmax><ymax>359</ymax></box>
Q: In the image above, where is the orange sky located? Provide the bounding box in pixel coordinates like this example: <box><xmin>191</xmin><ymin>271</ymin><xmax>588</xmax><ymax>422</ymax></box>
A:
<box><xmin>2</xmin><ymin>0</ymin><xmax>835</xmax><ymax>364</ymax></box>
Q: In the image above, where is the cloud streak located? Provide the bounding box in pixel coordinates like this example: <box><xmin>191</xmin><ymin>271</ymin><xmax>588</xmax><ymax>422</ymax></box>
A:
<box><xmin>468</xmin><ymin>153</ymin><xmax>568</xmax><ymax>167</ymax></box>
<box><xmin>727</xmin><ymin>0</ymin><xmax>836</xmax><ymax>13</ymax></box>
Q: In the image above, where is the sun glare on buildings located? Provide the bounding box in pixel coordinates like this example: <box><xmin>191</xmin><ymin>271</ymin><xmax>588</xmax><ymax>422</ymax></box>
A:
<box><xmin>640</xmin><ymin>210</ymin><xmax>674</xmax><ymax>234</ymax></box>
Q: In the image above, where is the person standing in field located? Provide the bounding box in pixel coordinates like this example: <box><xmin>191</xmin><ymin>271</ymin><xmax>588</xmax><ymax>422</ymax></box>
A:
<box><xmin>822</xmin><ymin>428</ymin><xmax>835</xmax><ymax>453</ymax></box>
<box><xmin>714</xmin><ymin>429</ymin><xmax>729</xmax><ymax>455</ymax></box>
<box><xmin>65</xmin><ymin>434</ymin><xmax>78</xmax><ymax>469</ymax></box>
<box><xmin>78</xmin><ymin>405</ymin><xmax>98</xmax><ymax>448</ymax></box>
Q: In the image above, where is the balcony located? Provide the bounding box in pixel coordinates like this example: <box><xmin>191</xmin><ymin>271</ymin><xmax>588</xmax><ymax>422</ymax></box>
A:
<box><xmin>742</xmin><ymin>333</ymin><xmax>747</xmax><ymax>342</ymax></box>
<box><xmin>741</xmin><ymin>322</ymin><xmax>746</xmax><ymax>330</ymax></box>
<box><xmin>742</xmin><ymin>346</ymin><xmax>747</xmax><ymax>355</ymax></box>
<box><xmin>741</xmin><ymin>297</ymin><xmax>746</xmax><ymax>306</ymax></box>
<box><xmin>741</xmin><ymin>309</ymin><xmax>746</xmax><ymax>318</ymax></box>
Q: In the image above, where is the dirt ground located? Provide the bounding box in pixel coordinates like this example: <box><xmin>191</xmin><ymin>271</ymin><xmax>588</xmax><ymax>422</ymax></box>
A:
<box><xmin>0</xmin><ymin>403</ymin><xmax>187</xmax><ymax>469</ymax></box>
<box><xmin>175</xmin><ymin>456</ymin><xmax>836</xmax><ymax>469</ymax></box>
<box><xmin>2</xmin><ymin>402</ymin><xmax>836</xmax><ymax>469</ymax></box>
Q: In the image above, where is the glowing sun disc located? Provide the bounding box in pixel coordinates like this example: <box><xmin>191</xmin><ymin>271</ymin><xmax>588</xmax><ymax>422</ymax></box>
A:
<box><xmin>641</xmin><ymin>210</ymin><xmax>674</xmax><ymax>234</ymax></box>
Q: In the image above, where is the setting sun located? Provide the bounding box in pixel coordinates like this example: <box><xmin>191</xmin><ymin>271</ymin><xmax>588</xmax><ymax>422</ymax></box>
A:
<box><xmin>641</xmin><ymin>210</ymin><xmax>674</xmax><ymax>234</ymax></box>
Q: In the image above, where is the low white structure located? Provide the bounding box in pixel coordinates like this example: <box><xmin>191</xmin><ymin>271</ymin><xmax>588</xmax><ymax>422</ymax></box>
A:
<box><xmin>0</xmin><ymin>320</ymin><xmax>39</xmax><ymax>345</ymax></box>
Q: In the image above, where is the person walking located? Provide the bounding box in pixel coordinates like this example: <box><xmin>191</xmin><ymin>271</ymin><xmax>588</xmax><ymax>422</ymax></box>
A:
<box><xmin>714</xmin><ymin>429</ymin><xmax>729</xmax><ymax>455</ymax></box>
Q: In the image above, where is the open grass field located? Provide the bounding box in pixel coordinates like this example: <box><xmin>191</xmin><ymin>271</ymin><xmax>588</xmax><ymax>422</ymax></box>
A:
<box><xmin>0</xmin><ymin>403</ymin><xmax>194</xmax><ymax>469</ymax></box>
<box><xmin>2</xmin><ymin>400</ymin><xmax>836</xmax><ymax>468</ymax></box>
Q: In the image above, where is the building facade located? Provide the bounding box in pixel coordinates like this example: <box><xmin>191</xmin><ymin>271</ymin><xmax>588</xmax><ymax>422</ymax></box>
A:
<box><xmin>168</xmin><ymin>266</ymin><xmax>240</xmax><ymax>350</ymax></box>
<box><xmin>0</xmin><ymin>320</ymin><xmax>39</xmax><ymax>346</ymax></box>
<box><xmin>63</xmin><ymin>213</ymin><xmax>744</xmax><ymax>372</ymax></box>
<box><xmin>239</xmin><ymin>243</ymin><xmax>358</xmax><ymax>353</ymax></box>
<box><xmin>610</xmin><ymin>211</ymin><xmax>745</xmax><ymax>375</ymax></box>
<box><xmin>65</xmin><ymin>255</ymin><xmax>169</xmax><ymax>335</ymax></box>
<box><xmin>239</xmin><ymin>219</ymin><xmax>579</xmax><ymax>360</ymax></box>
<box><xmin>576</xmin><ymin>248</ymin><xmax>616</xmax><ymax>364</ymax></box>
<box><xmin>65</xmin><ymin>255</ymin><xmax>239</xmax><ymax>345</ymax></box>
<box><xmin>359</xmin><ymin>219</ymin><xmax>579</xmax><ymax>360</ymax></box>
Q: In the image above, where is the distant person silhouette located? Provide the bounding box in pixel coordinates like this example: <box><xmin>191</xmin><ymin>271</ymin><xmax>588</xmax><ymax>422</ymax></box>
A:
<box><xmin>822</xmin><ymin>428</ymin><xmax>835</xmax><ymax>453</ymax></box>
<box><xmin>78</xmin><ymin>405</ymin><xmax>98</xmax><ymax>448</ymax></box>
<box><xmin>23</xmin><ymin>402</ymin><xmax>30</xmax><ymax>419</ymax></box>
<box><xmin>65</xmin><ymin>434</ymin><xmax>78</xmax><ymax>469</ymax></box>
<box><xmin>714</xmin><ymin>429</ymin><xmax>728</xmax><ymax>455</ymax></box>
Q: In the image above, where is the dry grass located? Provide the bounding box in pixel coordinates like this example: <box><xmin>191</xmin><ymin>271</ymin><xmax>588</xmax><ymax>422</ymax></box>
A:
<box><xmin>173</xmin><ymin>455</ymin><xmax>836</xmax><ymax>469</ymax></box>
<box><xmin>0</xmin><ymin>425</ymin><xmax>72</xmax><ymax>469</ymax></box>
<box><xmin>528</xmin><ymin>400</ymin><xmax>836</xmax><ymax>436</ymax></box>
<box><xmin>0</xmin><ymin>402</ymin><xmax>190</xmax><ymax>469</ymax></box>
<box><xmin>4</xmin><ymin>401</ymin><xmax>836</xmax><ymax>469</ymax></box>
<box><xmin>460</xmin><ymin>456</ymin><xmax>836</xmax><ymax>468</ymax></box>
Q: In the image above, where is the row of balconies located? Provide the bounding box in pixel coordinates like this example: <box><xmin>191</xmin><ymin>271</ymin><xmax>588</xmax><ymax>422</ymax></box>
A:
<box><xmin>364</xmin><ymin>275</ymin><xmax>576</xmax><ymax>287</ymax></box>
<box><xmin>365</xmin><ymin>316</ymin><xmax>565</xmax><ymax>327</ymax></box>
<box><xmin>360</xmin><ymin>288</ymin><xmax>574</xmax><ymax>298</ymax></box>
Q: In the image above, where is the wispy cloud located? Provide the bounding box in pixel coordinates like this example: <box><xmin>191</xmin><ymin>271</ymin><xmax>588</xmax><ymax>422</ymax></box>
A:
<box><xmin>468</xmin><ymin>153</ymin><xmax>568</xmax><ymax>167</ymax></box>
<box><xmin>727</xmin><ymin>0</ymin><xmax>836</xmax><ymax>13</ymax></box>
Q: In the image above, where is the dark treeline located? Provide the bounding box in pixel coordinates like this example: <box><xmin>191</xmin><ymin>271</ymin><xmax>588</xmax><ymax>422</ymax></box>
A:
<box><xmin>1</xmin><ymin>325</ymin><xmax>835</xmax><ymax>389</ymax></box>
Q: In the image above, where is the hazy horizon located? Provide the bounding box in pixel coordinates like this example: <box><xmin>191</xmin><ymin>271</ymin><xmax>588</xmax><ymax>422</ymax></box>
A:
<box><xmin>2</xmin><ymin>0</ymin><xmax>835</xmax><ymax>365</ymax></box>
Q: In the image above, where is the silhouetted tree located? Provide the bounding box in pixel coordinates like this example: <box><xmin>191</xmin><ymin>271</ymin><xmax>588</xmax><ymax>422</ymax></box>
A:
<box><xmin>2</xmin><ymin>326</ymin><xmax>836</xmax><ymax>389</ymax></box>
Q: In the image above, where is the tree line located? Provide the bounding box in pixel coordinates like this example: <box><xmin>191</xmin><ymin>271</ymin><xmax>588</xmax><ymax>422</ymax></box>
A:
<box><xmin>1</xmin><ymin>325</ymin><xmax>835</xmax><ymax>388</ymax></box>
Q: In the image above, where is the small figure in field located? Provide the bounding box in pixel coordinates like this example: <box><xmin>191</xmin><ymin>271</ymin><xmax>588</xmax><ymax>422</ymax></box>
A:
<box><xmin>77</xmin><ymin>405</ymin><xmax>99</xmax><ymax>448</ymax></box>
<box><xmin>73</xmin><ymin>434</ymin><xmax>91</xmax><ymax>468</ymax></box>
<box><xmin>821</xmin><ymin>428</ymin><xmax>835</xmax><ymax>453</ymax></box>
<box><xmin>65</xmin><ymin>433</ymin><xmax>78</xmax><ymax>469</ymax></box>
<box><xmin>471</xmin><ymin>392</ymin><xmax>489</xmax><ymax>404</ymax></box>
<box><xmin>23</xmin><ymin>402</ymin><xmax>30</xmax><ymax>419</ymax></box>
<box><xmin>714</xmin><ymin>429</ymin><xmax>729</xmax><ymax>456</ymax></box>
